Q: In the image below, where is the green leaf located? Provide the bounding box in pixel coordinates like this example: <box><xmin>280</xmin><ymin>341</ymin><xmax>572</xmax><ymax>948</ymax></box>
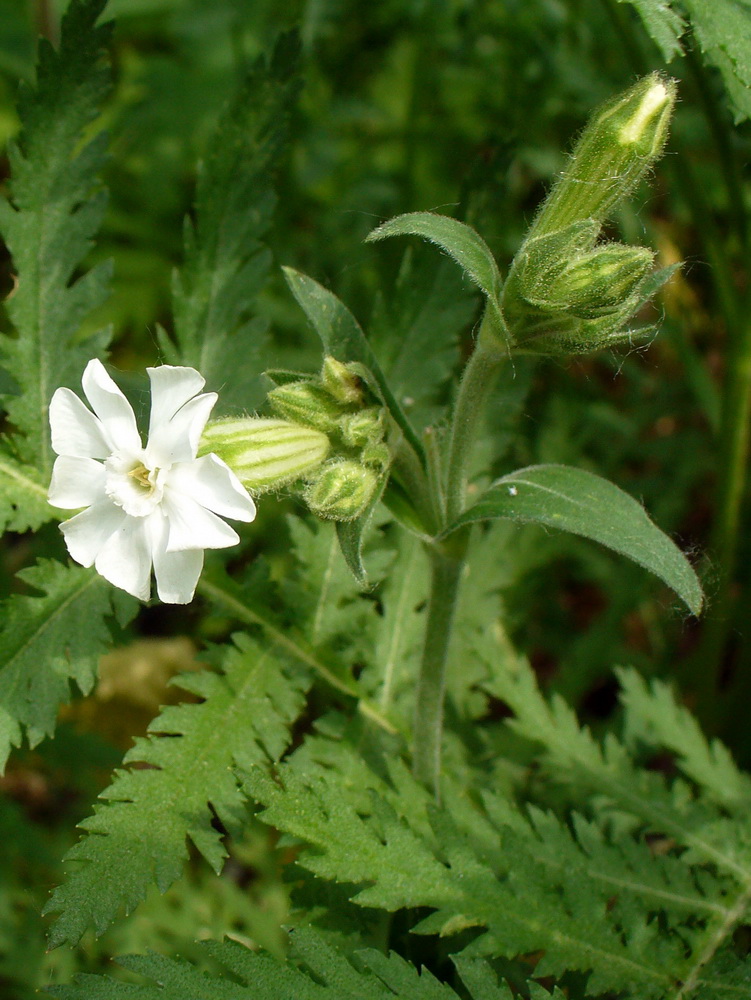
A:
<box><xmin>0</xmin><ymin>560</ymin><xmax>136</xmax><ymax>772</ymax></box>
<box><xmin>282</xmin><ymin>266</ymin><xmax>424</xmax><ymax>462</ymax></box>
<box><xmin>0</xmin><ymin>0</ymin><xmax>112</xmax><ymax>478</ymax></box>
<box><xmin>365</xmin><ymin>212</ymin><xmax>503</xmax><ymax>308</ymax></box>
<box><xmin>368</xmin><ymin>251</ymin><xmax>476</xmax><ymax>429</ymax></box>
<box><xmin>166</xmin><ymin>33</ymin><xmax>300</xmax><ymax>410</ymax></box>
<box><xmin>51</xmin><ymin>928</ymin><xmax>540</xmax><ymax>1000</ymax></box>
<box><xmin>444</xmin><ymin>464</ymin><xmax>702</xmax><ymax>615</ymax></box>
<box><xmin>44</xmin><ymin>634</ymin><xmax>309</xmax><ymax>947</ymax></box>
<box><xmin>0</xmin><ymin>448</ymin><xmax>53</xmax><ymax>533</ymax></box>
<box><xmin>683</xmin><ymin>0</ymin><xmax>751</xmax><ymax>123</ymax></box>
<box><xmin>616</xmin><ymin>0</ymin><xmax>686</xmax><ymax>61</ymax></box>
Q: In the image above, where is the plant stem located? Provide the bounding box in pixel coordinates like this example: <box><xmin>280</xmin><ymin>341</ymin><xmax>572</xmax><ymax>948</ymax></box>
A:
<box><xmin>445</xmin><ymin>333</ymin><xmax>505</xmax><ymax>524</ymax></box>
<box><xmin>413</xmin><ymin>327</ymin><xmax>505</xmax><ymax>794</ymax></box>
<box><xmin>411</xmin><ymin>541</ymin><xmax>466</xmax><ymax>795</ymax></box>
<box><xmin>692</xmin><ymin>314</ymin><xmax>751</xmax><ymax>716</ymax></box>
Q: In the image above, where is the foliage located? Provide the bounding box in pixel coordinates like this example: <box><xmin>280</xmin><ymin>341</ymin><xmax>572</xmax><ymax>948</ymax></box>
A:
<box><xmin>1</xmin><ymin>0</ymin><xmax>751</xmax><ymax>998</ymax></box>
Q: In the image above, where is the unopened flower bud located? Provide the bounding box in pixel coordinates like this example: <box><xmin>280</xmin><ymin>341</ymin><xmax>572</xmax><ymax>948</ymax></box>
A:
<box><xmin>360</xmin><ymin>441</ymin><xmax>391</xmax><ymax>472</ymax></box>
<box><xmin>531</xmin><ymin>73</ymin><xmax>676</xmax><ymax>237</ymax></box>
<box><xmin>200</xmin><ymin>418</ymin><xmax>330</xmax><ymax>493</ymax></box>
<box><xmin>339</xmin><ymin>407</ymin><xmax>385</xmax><ymax>449</ymax></box>
<box><xmin>321</xmin><ymin>356</ymin><xmax>364</xmax><ymax>405</ymax></box>
<box><xmin>304</xmin><ymin>459</ymin><xmax>379</xmax><ymax>521</ymax></box>
<box><xmin>544</xmin><ymin>245</ymin><xmax>654</xmax><ymax>318</ymax></box>
<box><xmin>268</xmin><ymin>382</ymin><xmax>343</xmax><ymax>432</ymax></box>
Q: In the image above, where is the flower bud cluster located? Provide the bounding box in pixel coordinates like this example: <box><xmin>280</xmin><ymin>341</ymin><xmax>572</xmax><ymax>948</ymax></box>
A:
<box><xmin>268</xmin><ymin>359</ymin><xmax>389</xmax><ymax>521</ymax></box>
<box><xmin>200</xmin><ymin>357</ymin><xmax>390</xmax><ymax>523</ymax></box>
<box><xmin>500</xmin><ymin>74</ymin><xmax>675</xmax><ymax>356</ymax></box>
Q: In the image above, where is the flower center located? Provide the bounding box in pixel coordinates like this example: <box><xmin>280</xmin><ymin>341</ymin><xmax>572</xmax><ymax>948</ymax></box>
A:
<box><xmin>104</xmin><ymin>454</ymin><xmax>168</xmax><ymax>517</ymax></box>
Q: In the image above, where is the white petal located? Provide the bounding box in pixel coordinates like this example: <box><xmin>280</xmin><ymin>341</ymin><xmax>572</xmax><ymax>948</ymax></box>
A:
<box><xmin>153</xmin><ymin>545</ymin><xmax>204</xmax><ymax>604</ymax></box>
<box><xmin>94</xmin><ymin>514</ymin><xmax>153</xmax><ymax>601</ymax></box>
<box><xmin>81</xmin><ymin>359</ymin><xmax>141</xmax><ymax>455</ymax></box>
<box><xmin>48</xmin><ymin>456</ymin><xmax>106</xmax><ymax>509</ymax></box>
<box><xmin>145</xmin><ymin>392</ymin><xmax>217</xmax><ymax>467</ymax></box>
<box><xmin>162</xmin><ymin>489</ymin><xmax>240</xmax><ymax>551</ymax></box>
<box><xmin>49</xmin><ymin>387</ymin><xmax>111</xmax><ymax>459</ymax></box>
<box><xmin>59</xmin><ymin>500</ymin><xmax>127</xmax><ymax>568</ymax></box>
<box><xmin>147</xmin><ymin>365</ymin><xmax>205</xmax><ymax>437</ymax></box>
<box><xmin>167</xmin><ymin>454</ymin><xmax>256</xmax><ymax>522</ymax></box>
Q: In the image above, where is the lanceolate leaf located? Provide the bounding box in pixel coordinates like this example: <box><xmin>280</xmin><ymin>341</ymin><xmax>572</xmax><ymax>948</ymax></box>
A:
<box><xmin>166</xmin><ymin>33</ymin><xmax>301</xmax><ymax>410</ymax></box>
<box><xmin>44</xmin><ymin>634</ymin><xmax>309</xmax><ymax>947</ymax></box>
<box><xmin>0</xmin><ymin>0</ymin><xmax>113</xmax><ymax>478</ymax></box>
<box><xmin>365</xmin><ymin>212</ymin><xmax>507</xmax><ymax>344</ymax></box>
<box><xmin>444</xmin><ymin>464</ymin><xmax>702</xmax><ymax>615</ymax></box>
<box><xmin>282</xmin><ymin>267</ymin><xmax>424</xmax><ymax>463</ymax></box>
<box><xmin>366</xmin><ymin>212</ymin><xmax>502</xmax><ymax>308</ymax></box>
<box><xmin>0</xmin><ymin>560</ymin><xmax>137</xmax><ymax>772</ymax></box>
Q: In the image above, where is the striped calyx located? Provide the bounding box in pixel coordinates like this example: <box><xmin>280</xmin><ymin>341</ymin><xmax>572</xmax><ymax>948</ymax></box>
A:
<box><xmin>199</xmin><ymin>418</ymin><xmax>330</xmax><ymax>493</ymax></box>
<box><xmin>304</xmin><ymin>459</ymin><xmax>379</xmax><ymax>521</ymax></box>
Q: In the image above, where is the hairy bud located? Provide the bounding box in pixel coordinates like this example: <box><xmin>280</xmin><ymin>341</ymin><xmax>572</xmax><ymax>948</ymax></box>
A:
<box><xmin>338</xmin><ymin>407</ymin><xmax>385</xmax><ymax>449</ymax></box>
<box><xmin>531</xmin><ymin>73</ymin><xmax>676</xmax><ymax>237</ymax></box>
<box><xmin>538</xmin><ymin>245</ymin><xmax>654</xmax><ymax>318</ymax></box>
<box><xmin>200</xmin><ymin>418</ymin><xmax>330</xmax><ymax>493</ymax></box>
<box><xmin>304</xmin><ymin>459</ymin><xmax>379</xmax><ymax>521</ymax></box>
<box><xmin>321</xmin><ymin>356</ymin><xmax>364</xmax><ymax>405</ymax></box>
<box><xmin>267</xmin><ymin>382</ymin><xmax>343</xmax><ymax>433</ymax></box>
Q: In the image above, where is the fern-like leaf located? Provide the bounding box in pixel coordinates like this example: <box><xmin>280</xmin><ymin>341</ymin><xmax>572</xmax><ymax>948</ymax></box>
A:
<box><xmin>163</xmin><ymin>33</ymin><xmax>300</xmax><ymax>410</ymax></box>
<box><xmin>44</xmin><ymin>633</ymin><xmax>309</xmax><ymax>947</ymax></box>
<box><xmin>0</xmin><ymin>0</ymin><xmax>113</xmax><ymax>484</ymax></box>
<box><xmin>52</xmin><ymin>927</ymin><xmax>554</xmax><ymax>999</ymax></box>
<box><xmin>0</xmin><ymin>560</ymin><xmax>136</xmax><ymax>771</ymax></box>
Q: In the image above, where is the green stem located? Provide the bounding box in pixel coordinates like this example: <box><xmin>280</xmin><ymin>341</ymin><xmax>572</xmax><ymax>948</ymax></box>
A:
<box><xmin>411</xmin><ymin>542</ymin><xmax>466</xmax><ymax>795</ymax></box>
<box><xmin>412</xmin><ymin>331</ymin><xmax>505</xmax><ymax>794</ymax></box>
<box><xmin>445</xmin><ymin>333</ymin><xmax>505</xmax><ymax>524</ymax></box>
<box><xmin>692</xmin><ymin>316</ymin><xmax>751</xmax><ymax>715</ymax></box>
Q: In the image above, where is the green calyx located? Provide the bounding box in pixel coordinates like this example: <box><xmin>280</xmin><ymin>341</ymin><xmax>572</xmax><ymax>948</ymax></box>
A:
<box><xmin>199</xmin><ymin>418</ymin><xmax>330</xmax><ymax>493</ymax></box>
<box><xmin>497</xmin><ymin>74</ymin><xmax>675</xmax><ymax>357</ymax></box>
<box><xmin>304</xmin><ymin>459</ymin><xmax>379</xmax><ymax>521</ymax></box>
<box><xmin>530</xmin><ymin>73</ymin><xmax>676</xmax><ymax>238</ymax></box>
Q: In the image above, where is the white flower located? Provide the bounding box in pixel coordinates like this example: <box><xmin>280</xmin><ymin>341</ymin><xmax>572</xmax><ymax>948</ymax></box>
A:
<box><xmin>48</xmin><ymin>359</ymin><xmax>256</xmax><ymax>604</ymax></box>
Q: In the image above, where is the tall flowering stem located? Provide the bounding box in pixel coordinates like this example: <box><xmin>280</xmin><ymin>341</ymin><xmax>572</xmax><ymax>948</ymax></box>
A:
<box><xmin>412</xmin><ymin>316</ymin><xmax>505</xmax><ymax>795</ymax></box>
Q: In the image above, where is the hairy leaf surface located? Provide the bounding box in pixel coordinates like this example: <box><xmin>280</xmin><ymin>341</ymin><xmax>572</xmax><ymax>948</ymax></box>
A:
<box><xmin>0</xmin><ymin>0</ymin><xmax>112</xmax><ymax>478</ymax></box>
<box><xmin>0</xmin><ymin>560</ymin><xmax>136</xmax><ymax>771</ymax></box>
<box><xmin>44</xmin><ymin>634</ymin><xmax>309</xmax><ymax>946</ymax></box>
<box><xmin>446</xmin><ymin>464</ymin><xmax>703</xmax><ymax>614</ymax></box>
<box><xmin>165</xmin><ymin>33</ymin><xmax>300</xmax><ymax>410</ymax></box>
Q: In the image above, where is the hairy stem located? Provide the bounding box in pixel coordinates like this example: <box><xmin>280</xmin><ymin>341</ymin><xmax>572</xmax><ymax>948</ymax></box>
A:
<box><xmin>445</xmin><ymin>333</ymin><xmax>505</xmax><ymax>524</ymax></box>
<box><xmin>413</xmin><ymin>328</ymin><xmax>504</xmax><ymax>794</ymax></box>
<box><xmin>412</xmin><ymin>541</ymin><xmax>466</xmax><ymax>795</ymax></box>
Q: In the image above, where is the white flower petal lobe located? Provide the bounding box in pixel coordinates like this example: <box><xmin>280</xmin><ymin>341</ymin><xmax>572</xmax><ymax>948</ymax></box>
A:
<box><xmin>48</xmin><ymin>456</ymin><xmax>106</xmax><ymax>509</ymax></box>
<box><xmin>81</xmin><ymin>359</ymin><xmax>141</xmax><ymax>455</ymax></box>
<box><xmin>167</xmin><ymin>454</ymin><xmax>256</xmax><ymax>522</ymax></box>
<box><xmin>49</xmin><ymin>387</ymin><xmax>110</xmax><ymax>460</ymax></box>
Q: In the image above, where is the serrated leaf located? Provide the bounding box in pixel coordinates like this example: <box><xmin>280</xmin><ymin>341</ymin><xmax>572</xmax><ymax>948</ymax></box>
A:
<box><xmin>0</xmin><ymin>0</ymin><xmax>112</xmax><ymax>477</ymax></box>
<box><xmin>44</xmin><ymin>633</ymin><xmax>309</xmax><ymax>947</ymax></box>
<box><xmin>0</xmin><ymin>448</ymin><xmax>53</xmax><ymax>533</ymax></box>
<box><xmin>444</xmin><ymin>464</ymin><xmax>702</xmax><ymax>615</ymax></box>
<box><xmin>52</xmin><ymin>928</ymin><xmax>531</xmax><ymax>1000</ymax></box>
<box><xmin>0</xmin><ymin>560</ymin><xmax>137</xmax><ymax>771</ymax></box>
<box><xmin>617</xmin><ymin>0</ymin><xmax>685</xmax><ymax>62</ymax></box>
<box><xmin>282</xmin><ymin>266</ymin><xmax>424</xmax><ymax>463</ymax></box>
<box><xmin>683</xmin><ymin>0</ymin><xmax>751</xmax><ymax>124</ymax></box>
<box><xmin>165</xmin><ymin>33</ymin><xmax>300</xmax><ymax>410</ymax></box>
